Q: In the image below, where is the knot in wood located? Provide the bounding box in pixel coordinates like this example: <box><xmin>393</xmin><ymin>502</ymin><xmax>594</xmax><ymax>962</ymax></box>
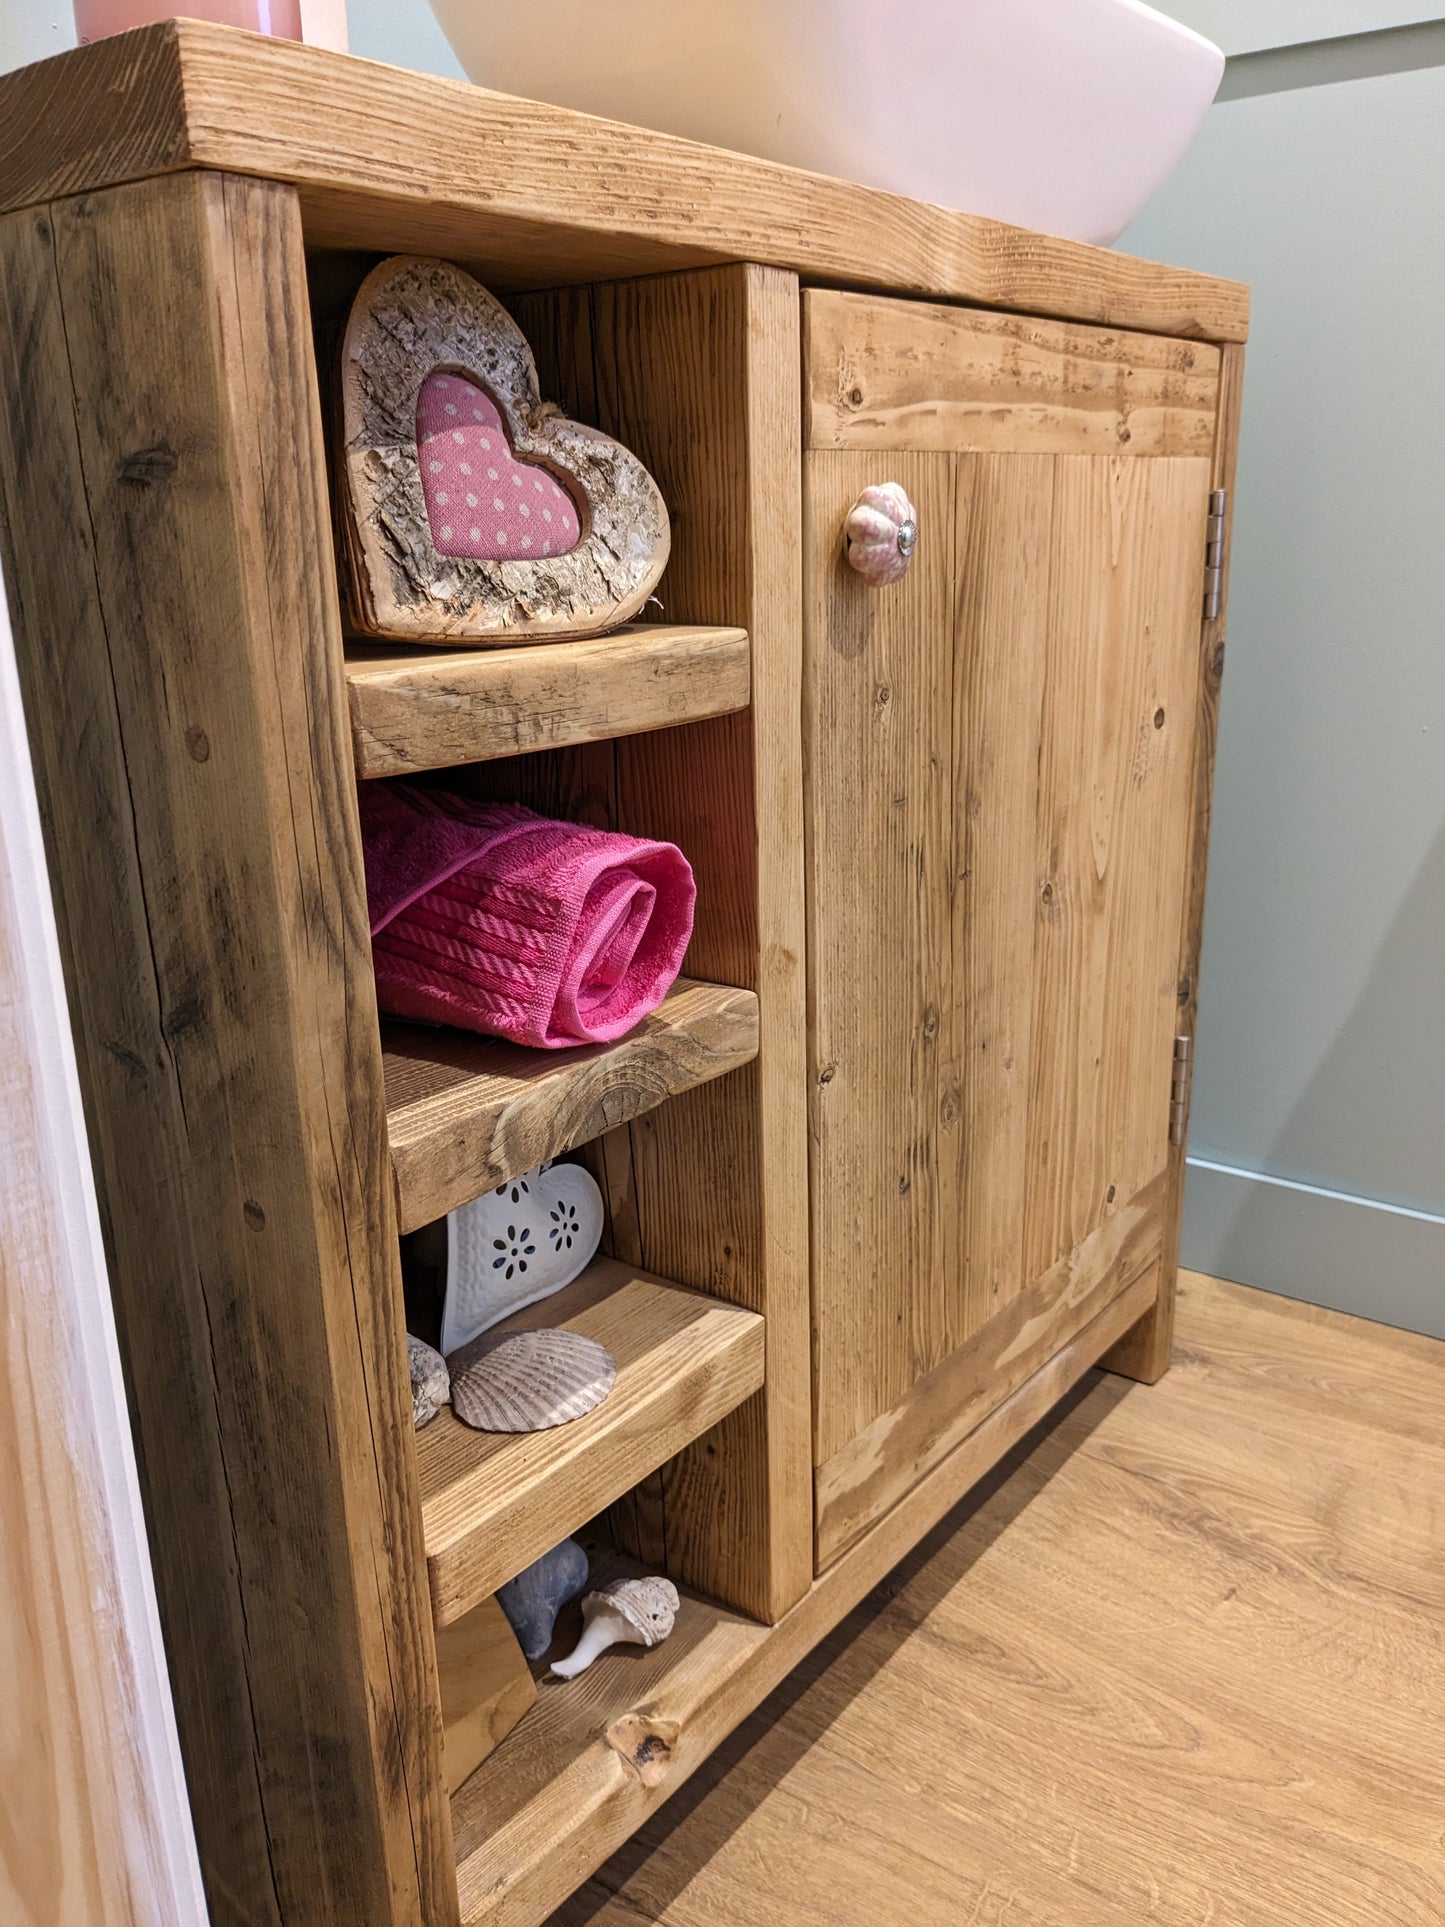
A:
<box><xmin>117</xmin><ymin>443</ymin><xmax>178</xmax><ymax>488</ymax></box>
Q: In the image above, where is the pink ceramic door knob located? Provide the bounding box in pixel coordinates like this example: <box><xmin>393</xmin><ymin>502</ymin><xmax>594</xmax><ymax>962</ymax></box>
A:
<box><xmin>73</xmin><ymin>0</ymin><xmax>303</xmax><ymax>44</ymax></box>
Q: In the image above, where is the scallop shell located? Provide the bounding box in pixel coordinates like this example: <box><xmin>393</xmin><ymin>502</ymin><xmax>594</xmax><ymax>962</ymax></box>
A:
<box><xmin>408</xmin><ymin>1333</ymin><xmax>450</xmax><ymax>1429</ymax></box>
<box><xmin>549</xmin><ymin>1575</ymin><xmax>680</xmax><ymax>1680</ymax></box>
<box><xmin>446</xmin><ymin>1327</ymin><xmax>616</xmax><ymax>1432</ymax></box>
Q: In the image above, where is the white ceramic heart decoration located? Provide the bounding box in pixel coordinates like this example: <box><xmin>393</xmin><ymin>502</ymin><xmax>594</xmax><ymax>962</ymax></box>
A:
<box><xmin>440</xmin><ymin>1161</ymin><xmax>605</xmax><ymax>1355</ymax></box>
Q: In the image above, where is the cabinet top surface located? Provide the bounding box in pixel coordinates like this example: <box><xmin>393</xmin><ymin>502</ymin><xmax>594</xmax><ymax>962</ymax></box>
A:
<box><xmin>0</xmin><ymin>20</ymin><xmax>1248</xmax><ymax>343</ymax></box>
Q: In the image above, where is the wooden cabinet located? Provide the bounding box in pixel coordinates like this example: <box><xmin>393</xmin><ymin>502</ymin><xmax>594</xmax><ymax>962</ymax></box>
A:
<box><xmin>0</xmin><ymin>27</ymin><xmax>1245</xmax><ymax>1927</ymax></box>
<box><xmin>803</xmin><ymin>291</ymin><xmax>1229</xmax><ymax>1566</ymax></box>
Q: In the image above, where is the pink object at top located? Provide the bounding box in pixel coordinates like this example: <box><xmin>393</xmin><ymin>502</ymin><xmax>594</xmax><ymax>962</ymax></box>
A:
<box><xmin>416</xmin><ymin>372</ymin><xmax>581</xmax><ymax>564</ymax></box>
<box><xmin>73</xmin><ymin>0</ymin><xmax>303</xmax><ymax>43</ymax></box>
<box><xmin>360</xmin><ymin>784</ymin><xmax>696</xmax><ymax>1049</ymax></box>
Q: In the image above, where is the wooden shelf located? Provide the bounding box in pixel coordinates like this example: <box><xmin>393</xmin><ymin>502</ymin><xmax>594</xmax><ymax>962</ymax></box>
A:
<box><xmin>345</xmin><ymin>623</ymin><xmax>750</xmax><ymax>778</ymax></box>
<box><xmin>383</xmin><ymin>977</ymin><xmax>760</xmax><ymax>1233</ymax></box>
<box><xmin>416</xmin><ymin>1265</ymin><xmax>764</xmax><ymax>1629</ymax></box>
<box><xmin>450</xmin><ymin>1548</ymin><xmax>768</xmax><ymax>1926</ymax></box>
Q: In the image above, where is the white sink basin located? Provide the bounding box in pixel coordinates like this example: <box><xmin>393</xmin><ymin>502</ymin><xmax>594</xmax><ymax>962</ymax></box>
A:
<box><xmin>429</xmin><ymin>0</ymin><xmax>1224</xmax><ymax>247</ymax></box>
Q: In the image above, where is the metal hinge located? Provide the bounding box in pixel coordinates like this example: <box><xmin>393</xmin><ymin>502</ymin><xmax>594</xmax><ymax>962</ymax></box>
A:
<box><xmin>1168</xmin><ymin>1035</ymin><xmax>1194</xmax><ymax>1148</ymax></box>
<box><xmin>1202</xmin><ymin>488</ymin><xmax>1228</xmax><ymax>621</ymax></box>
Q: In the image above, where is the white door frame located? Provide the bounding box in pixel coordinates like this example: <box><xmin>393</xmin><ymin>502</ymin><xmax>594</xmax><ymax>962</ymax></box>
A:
<box><xmin>0</xmin><ymin>560</ymin><xmax>208</xmax><ymax>1923</ymax></box>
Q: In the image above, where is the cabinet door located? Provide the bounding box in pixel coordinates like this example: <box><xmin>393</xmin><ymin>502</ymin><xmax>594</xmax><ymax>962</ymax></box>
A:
<box><xmin>804</xmin><ymin>291</ymin><xmax>1223</xmax><ymax>1567</ymax></box>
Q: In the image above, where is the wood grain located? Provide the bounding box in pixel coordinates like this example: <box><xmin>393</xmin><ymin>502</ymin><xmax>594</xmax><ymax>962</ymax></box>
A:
<box><xmin>346</xmin><ymin>624</ymin><xmax>750</xmax><ymax>778</ymax></box>
<box><xmin>809</xmin><ymin>418</ymin><xmax>1217</xmax><ymax>1472</ymax></box>
<box><xmin>815</xmin><ymin>1170</ymin><xmax>1166</xmax><ymax>1568</ymax></box>
<box><xmin>384</xmin><ymin>977</ymin><xmax>760</xmax><ymax>1233</ymax></box>
<box><xmin>804</xmin><ymin>290</ymin><xmax>1221</xmax><ymax>454</ymax></box>
<box><xmin>0</xmin><ymin>175</ymin><xmax>453</xmax><ymax>1925</ymax></box>
<box><xmin>0</xmin><ymin>23</ymin><xmax>1249</xmax><ymax>344</ymax></box>
<box><xmin>1105</xmin><ymin>344</ymin><xmax>1246</xmax><ymax>1384</ymax></box>
<box><xmin>1021</xmin><ymin>454</ymin><xmax>1210</xmax><ymax>1281</ymax></box>
<box><xmin>567</xmin><ymin>1272</ymin><xmax>1445</xmax><ymax>1927</ymax></box>
<box><xmin>418</xmin><ymin>1262</ymin><xmax>765</xmax><ymax>1627</ymax></box>
<box><xmin>436</xmin><ymin>1598</ymin><xmax>537</xmax><ymax>1796</ymax></box>
<box><xmin>804</xmin><ymin>305</ymin><xmax>1214</xmax><ymax>1478</ymax></box>
<box><xmin>450</xmin><ymin>1269</ymin><xmax>1151</xmax><ymax>1926</ymax></box>
<box><xmin>517</xmin><ymin>266</ymin><xmax>814</xmax><ymax>1623</ymax></box>
<box><xmin>951</xmin><ymin>453</ymin><xmax>1053</xmax><ymax>1336</ymax></box>
<box><xmin>805</xmin><ymin>449</ymin><xmax>959</xmax><ymax>1454</ymax></box>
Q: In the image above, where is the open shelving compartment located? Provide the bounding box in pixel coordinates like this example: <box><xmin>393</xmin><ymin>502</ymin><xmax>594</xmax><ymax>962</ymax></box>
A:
<box><xmin>311</xmin><ymin>250</ymin><xmax>814</xmax><ymax>1924</ymax></box>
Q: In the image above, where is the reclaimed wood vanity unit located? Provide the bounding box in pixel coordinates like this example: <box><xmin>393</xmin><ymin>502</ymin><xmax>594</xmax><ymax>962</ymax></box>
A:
<box><xmin>0</xmin><ymin>24</ymin><xmax>1247</xmax><ymax>1927</ymax></box>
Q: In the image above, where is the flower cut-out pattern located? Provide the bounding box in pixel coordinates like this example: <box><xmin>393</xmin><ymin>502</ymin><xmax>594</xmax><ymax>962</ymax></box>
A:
<box><xmin>491</xmin><ymin>1223</ymin><xmax>537</xmax><ymax>1281</ymax></box>
<box><xmin>417</xmin><ymin>372</ymin><xmax>581</xmax><ymax>563</ymax></box>
<box><xmin>548</xmin><ymin>1200</ymin><xmax>584</xmax><ymax>1253</ymax></box>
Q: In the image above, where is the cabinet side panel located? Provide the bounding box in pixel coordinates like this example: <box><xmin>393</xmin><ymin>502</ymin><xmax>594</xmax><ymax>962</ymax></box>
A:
<box><xmin>1106</xmin><ymin>344</ymin><xmax>1244</xmax><ymax>1382</ymax></box>
<box><xmin>0</xmin><ymin>177</ymin><xmax>452</xmax><ymax>1924</ymax></box>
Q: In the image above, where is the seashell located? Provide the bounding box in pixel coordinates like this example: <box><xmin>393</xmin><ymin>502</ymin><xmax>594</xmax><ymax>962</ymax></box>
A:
<box><xmin>843</xmin><ymin>481</ymin><xmax>918</xmax><ymax>586</ymax></box>
<box><xmin>550</xmin><ymin>1575</ymin><xmax>680</xmax><ymax>1680</ymax></box>
<box><xmin>408</xmin><ymin>1333</ymin><xmax>450</xmax><ymax>1429</ymax></box>
<box><xmin>440</xmin><ymin>1161</ymin><xmax>604</xmax><ymax>1355</ymax></box>
<box><xmin>447</xmin><ymin>1327</ymin><xmax>616</xmax><ymax>1432</ymax></box>
<box><xmin>497</xmin><ymin>1538</ymin><xmax>590</xmax><ymax>1661</ymax></box>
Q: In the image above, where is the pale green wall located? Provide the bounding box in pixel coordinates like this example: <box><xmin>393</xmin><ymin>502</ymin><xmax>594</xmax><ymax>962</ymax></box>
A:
<box><xmin>1133</xmin><ymin>9</ymin><xmax>1445</xmax><ymax>1330</ymax></box>
<box><xmin>1169</xmin><ymin>0</ymin><xmax>1439</xmax><ymax>52</ymax></box>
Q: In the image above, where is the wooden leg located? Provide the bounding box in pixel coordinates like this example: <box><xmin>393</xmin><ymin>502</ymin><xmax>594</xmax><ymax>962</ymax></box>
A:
<box><xmin>0</xmin><ymin>174</ymin><xmax>455</xmax><ymax>1925</ymax></box>
<box><xmin>1102</xmin><ymin>1260</ymin><xmax>1178</xmax><ymax>1384</ymax></box>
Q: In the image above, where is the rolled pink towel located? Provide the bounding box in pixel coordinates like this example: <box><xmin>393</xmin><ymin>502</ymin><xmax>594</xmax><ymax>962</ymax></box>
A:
<box><xmin>359</xmin><ymin>783</ymin><xmax>696</xmax><ymax>1049</ymax></box>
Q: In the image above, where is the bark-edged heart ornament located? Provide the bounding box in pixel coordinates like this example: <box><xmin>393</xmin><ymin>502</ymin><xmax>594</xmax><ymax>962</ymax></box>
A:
<box><xmin>339</xmin><ymin>256</ymin><xmax>670</xmax><ymax>645</ymax></box>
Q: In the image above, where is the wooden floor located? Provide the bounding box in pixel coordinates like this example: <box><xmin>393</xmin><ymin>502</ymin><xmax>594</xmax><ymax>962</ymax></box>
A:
<box><xmin>552</xmin><ymin>1273</ymin><xmax>1445</xmax><ymax>1925</ymax></box>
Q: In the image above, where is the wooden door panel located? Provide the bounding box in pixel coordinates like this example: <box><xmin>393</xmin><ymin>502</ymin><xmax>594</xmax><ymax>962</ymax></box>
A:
<box><xmin>805</xmin><ymin>449</ymin><xmax>957</xmax><ymax>1465</ymax></box>
<box><xmin>815</xmin><ymin>1171</ymin><xmax>1166</xmax><ymax>1568</ymax></box>
<box><xmin>807</xmin><ymin>426</ymin><xmax>1212</xmax><ymax>1545</ymax></box>
<box><xmin>803</xmin><ymin>274</ymin><xmax>1223</xmax><ymax>1560</ymax></box>
<box><xmin>1022</xmin><ymin>455</ymin><xmax>1211</xmax><ymax>1280</ymax></box>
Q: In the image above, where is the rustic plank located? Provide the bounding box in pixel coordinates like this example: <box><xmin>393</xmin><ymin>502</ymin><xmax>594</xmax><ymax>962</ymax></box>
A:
<box><xmin>804</xmin><ymin>449</ymin><xmax>958</xmax><ymax>1464</ymax></box>
<box><xmin>804</xmin><ymin>290</ymin><xmax>1221</xmax><ymax>455</ymax></box>
<box><xmin>345</xmin><ymin>623</ymin><xmax>750</xmax><ymax>778</ymax></box>
<box><xmin>451</xmin><ymin>1271</ymin><xmax>1152</xmax><ymax>1927</ymax></box>
<box><xmin>436</xmin><ymin>1598</ymin><xmax>537</xmax><ymax>1796</ymax></box>
<box><xmin>950</xmin><ymin>453</ymin><xmax>1052</xmax><ymax>1338</ymax></box>
<box><xmin>1022</xmin><ymin>455</ymin><xmax>1210</xmax><ymax>1282</ymax></box>
<box><xmin>550</xmin><ymin>265</ymin><xmax>814</xmax><ymax>1623</ymax></box>
<box><xmin>814</xmin><ymin>1170</ymin><xmax>1166</xmax><ymax>1568</ymax></box>
<box><xmin>418</xmin><ymin>1261</ymin><xmax>765</xmax><ymax>1627</ymax></box>
<box><xmin>384</xmin><ymin>977</ymin><xmax>760</xmax><ymax>1234</ymax></box>
<box><xmin>1105</xmin><ymin>346</ymin><xmax>1246</xmax><ymax>1384</ymax></box>
<box><xmin>0</xmin><ymin>22</ymin><xmax>1249</xmax><ymax>343</ymax></box>
<box><xmin>0</xmin><ymin>175</ymin><xmax>454</xmax><ymax>1926</ymax></box>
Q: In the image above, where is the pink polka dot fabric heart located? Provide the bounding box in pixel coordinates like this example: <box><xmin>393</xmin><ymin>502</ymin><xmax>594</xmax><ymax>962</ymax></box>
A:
<box><xmin>417</xmin><ymin>372</ymin><xmax>582</xmax><ymax>563</ymax></box>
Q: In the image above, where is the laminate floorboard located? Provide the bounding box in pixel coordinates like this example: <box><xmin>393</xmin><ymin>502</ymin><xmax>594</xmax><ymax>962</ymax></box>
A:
<box><xmin>552</xmin><ymin>1273</ymin><xmax>1445</xmax><ymax>1926</ymax></box>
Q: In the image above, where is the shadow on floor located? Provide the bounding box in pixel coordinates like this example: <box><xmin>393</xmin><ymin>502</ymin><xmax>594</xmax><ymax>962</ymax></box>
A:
<box><xmin>550</xmin><ymin>1368</ymin><xmax>1135</xmax><ymax>1924</ymax></box>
